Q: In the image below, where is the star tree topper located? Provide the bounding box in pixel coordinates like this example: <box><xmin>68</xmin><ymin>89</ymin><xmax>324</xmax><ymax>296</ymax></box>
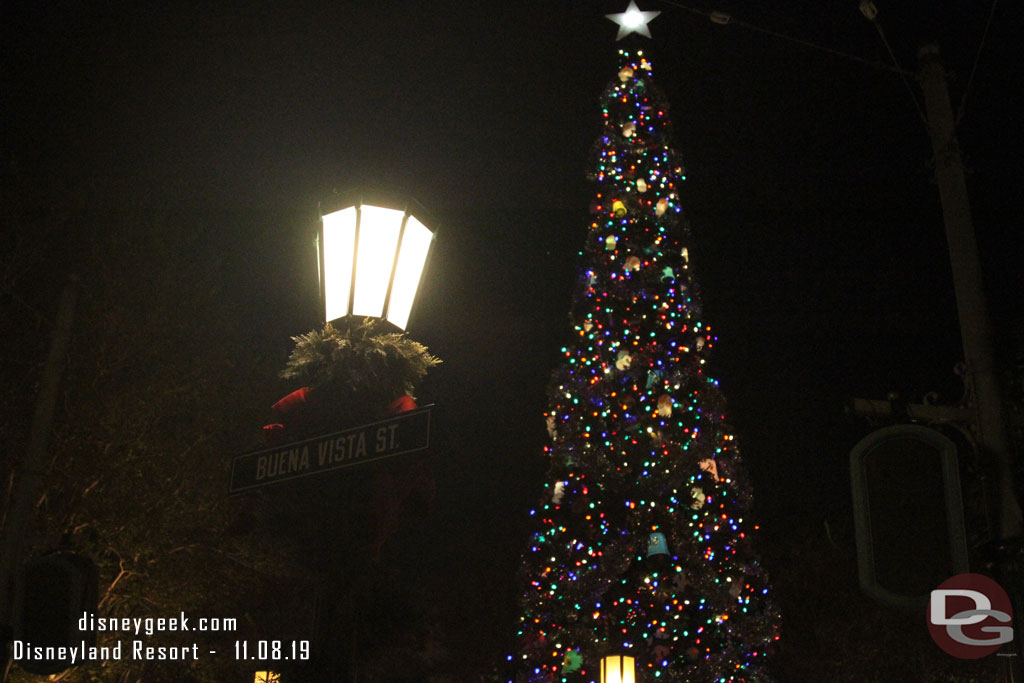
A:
<box><xmin>606</xmin><ymin>1</ymin><xmax>661</xmax><ymax>40</ymax></box>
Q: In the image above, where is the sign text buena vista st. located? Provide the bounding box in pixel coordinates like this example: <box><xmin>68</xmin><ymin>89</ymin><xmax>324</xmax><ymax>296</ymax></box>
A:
<box><xmin>229</xmin><ymin>406</ymin><xmax>431</xmax><ymax>493</ymax></box>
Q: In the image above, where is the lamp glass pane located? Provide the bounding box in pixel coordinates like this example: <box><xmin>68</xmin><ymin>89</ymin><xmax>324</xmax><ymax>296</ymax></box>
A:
<box><xmin>352</xmin><ymin>205</ymin><xmax>403</xmax><ymax>318</ymax></box>
<box><xmin>623</xmin><ymin>657</ymin><xmax>635</xmax><ymax>683</ymax></box>
<box><xmin>321</xmin><ymin>207</ymin><xmax>357</xmax><ymax>322</ymax></box>
<box><xmin>601</xmin><ymin>656</ymin><xmax>635</xmax><ymax>683</ymax></box>
<box><xmin>385</xmin><ymin>214</ymin><xmax>433</xmax><ymax>330</ymax></box>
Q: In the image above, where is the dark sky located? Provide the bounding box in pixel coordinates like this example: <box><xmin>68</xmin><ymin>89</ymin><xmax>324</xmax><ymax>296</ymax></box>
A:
<box><xmin>6</xmin><ymin>0</ymin><xmax>1017</xmax><ymax>212</ymax></box>
<box><xmin>4</xmin><ymin>0</ymin><xmax>1022</xmax><ymax>672</ymax></box>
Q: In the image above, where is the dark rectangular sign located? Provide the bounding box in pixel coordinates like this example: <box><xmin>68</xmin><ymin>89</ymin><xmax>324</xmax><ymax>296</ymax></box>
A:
<box><xmin>229</xmin><ymin>406</ymin><xmax>432</xmax><ymax>493</ymax></box>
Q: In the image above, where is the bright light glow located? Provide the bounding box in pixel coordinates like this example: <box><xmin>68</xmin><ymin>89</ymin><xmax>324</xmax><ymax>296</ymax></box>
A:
<box><xmin>386</xmin><ymin>213</ymin><xmax>433</xmax><ymax>330</ymax></box>
<box><xmin>623</xmin><ymin>9</ymin><xmax>644</xmax><ymax>28</ymax></box>
<box><xmin>606</xmin><ymin>1</ymin><xmax>660</xmax><ymax>40</ymax></box>
<box><xmin>321</xmin><ymin>207</ymin><xmax>356</xmax><ymax>322</ymax></box>
<box><xmin>254</xmin><ymin>673</ymin><xmax>280</xmax><ymax>683</ymax></box>
<box><xmin>601</xmin><ymin>655</ymin><xmax>636</xmax><ymax>683</ymax></box>
<box><xmin>352</xmin><ymin>205</ymin><xmax>403</xmax><ymax>319</ymax></box>
<box><xmin>320</xmin><ymin>203</ymin><xmax>434</xmax><ymax>330</ymax></box>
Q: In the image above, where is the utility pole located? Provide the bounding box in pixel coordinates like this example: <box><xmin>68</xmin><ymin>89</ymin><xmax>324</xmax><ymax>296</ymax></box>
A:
<box><xmin>917</xmin><ymin>44</ymin><xmax>1022</xmax><ymax>542</ymax></box>
<box><xmin>918</xmin><ymin>43</ymin><xmax>1023</xmax><ymax>677</ymax></box>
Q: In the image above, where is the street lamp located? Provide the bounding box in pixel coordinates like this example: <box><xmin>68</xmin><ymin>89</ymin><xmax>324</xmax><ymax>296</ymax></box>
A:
<box><xmin>601</xmin><ymin>654</ymin><xmax>635</xmax><ymax>683</ymax></box>
<box><xmin>318</xmin><ymin>199</ymin><xmax>436</xmax><ymax>331</ymax></box>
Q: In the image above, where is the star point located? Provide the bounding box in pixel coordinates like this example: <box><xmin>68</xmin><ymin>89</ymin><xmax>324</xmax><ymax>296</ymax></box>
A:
<box><xmin>606</xmin><ymin>1</ymin><xmax>661</xmax><ymax>41</ymax></box>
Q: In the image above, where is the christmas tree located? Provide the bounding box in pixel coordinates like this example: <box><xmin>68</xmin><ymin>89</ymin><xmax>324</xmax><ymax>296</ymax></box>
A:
<box><xmin>511</xmin><ymin>40</ymin><xmax>780</xmax><ymax>683</ymax></box>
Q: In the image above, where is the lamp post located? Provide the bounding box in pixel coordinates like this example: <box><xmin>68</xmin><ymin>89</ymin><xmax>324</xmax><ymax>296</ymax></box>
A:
<box><xmin>287</xmin><ymin>194</ymin><xmax>438</xmax><ymax>683</ymax></box>
<box><xmin>317</xmin><ymin>198</ymin><xmax>436</xmax><ymax>331</ymax></box>
<box><xmin>600</xmin><ymin>654</ymin><xmax>636</xmax><ymax>683</ymax></box>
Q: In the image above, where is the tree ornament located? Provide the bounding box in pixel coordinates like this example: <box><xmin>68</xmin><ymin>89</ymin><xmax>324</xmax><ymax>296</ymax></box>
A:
<box><xmin>625</xmin><ymin>255</ymin><xmax>641</xmax><ymax>271</ymax></box>
<box><xmin>618</xmin><ymin>65</ymin><xmax>635</xmax><ymax>82</ymax></box>
<box><xmin>652</xmin><ymin>644</ymin><xmax>671</xmax><ymax>662</ymax></box>
<box><xmin>690</xmin><ymin>487</ymin><xmax>706</xmax><ymax>509</ymax></box>
<box><xmin>552</xmin><ymin>481</ymin><xmax>566</xmax><ymax>505</ymax></box>
<box><xmin>622</xmin><ymin>121</ymin><xmax>636</xmax><ymax>138</ymax></box>
<box><xmin>657</xmin><ymin>394</ymin><xmax>673</xmax><ymax>416</ymax></box>
<box><xmin>696</xmin><ymin>336</ymin><xmax>705</xmax><ymax>351</ymax></box>
<box><xmin>636</xmin><ymin>178</ymin><xmax>647</xmax><ymax>193</ymax></box>
<box><xmin>546</xmin><ymin>415</ymin><xmax>557</xmax><ymax>439</ymax></box>
<box><xmin>615</xmin><ymin>350</ymin><xmax>632</xmax><ymax>370</ymax></box>
<box><xmin>681</xmin><ymin>246</ymin><xmax>689</xmax><ymax>263</ymax></box>
<box><xmin>583</xmin><ymin>318</ymin><xmax>594</xmax><ymax>332</ymax></box>
<box><xmin>729</xmin><ymin>580</ymin><xmax>743</xmax><ymax>598</ymax></box>
<box><xmin>605</xmin><ymin>234</ymin><xmax>618</xmax><ymax>250</ymax></box>
<box><xmin>611</xmin><ymin>200</ymin><xmax>627</xmax><ymax>217</ymax></box>
<box><xmin>645</xmin><ymin>369</ymin><xmax>662</xmax><ymax>388</ymax></box>
<box><xmin>698</xmin><ymin>458</ymin><xmax>719</xmax><ymax>481</ymax></box>
<box><xmin>661</xmin><ymin>266</ymin><xmax>674</xmax><ymax>281</ymax></box>
<box><xmin>523</xmin><ymin>631</ymin><xmax>546</xmax><ymax>651</ymax></box>
<box><xmin>562</xmin><ymin>649</ymin><xmax>583</xmax><ymax>673</ymax></box>
<box><xmin>685</xmin><ymin>645</ymin><xmax>701</xmax><ymax>662</ymax></box>
<box><xmin>655</xmin><ymin>197</ymin><xmax>669</xmax><ymax>216</ymax></box>
<box><xmin>647</xmin><ymin>531</ymin><xmax>668</xmax><ymax>557</ymax></box>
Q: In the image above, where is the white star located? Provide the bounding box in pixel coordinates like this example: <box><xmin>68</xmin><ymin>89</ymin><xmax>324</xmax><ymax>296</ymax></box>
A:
<box><xmin>606</xmin><ymin>1</ymin><xmax>661</xmax><ymax>41</ymax></box>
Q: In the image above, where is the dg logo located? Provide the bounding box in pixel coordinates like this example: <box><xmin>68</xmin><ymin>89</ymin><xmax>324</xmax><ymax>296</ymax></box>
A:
<box><xmin>927</xmin><ymin>573</ymin><xmax>1014</xmax><ymax>658</ymax></box>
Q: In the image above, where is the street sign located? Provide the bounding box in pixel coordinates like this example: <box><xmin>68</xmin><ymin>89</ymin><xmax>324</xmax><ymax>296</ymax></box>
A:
<box><xmin>230</xmin><ymin>406</ymin><xmax>432</xmax><ymax>494</ymax></box>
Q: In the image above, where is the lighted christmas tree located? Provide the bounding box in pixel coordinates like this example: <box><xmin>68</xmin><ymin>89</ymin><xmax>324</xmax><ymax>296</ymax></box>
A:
<box><xmin>511</xmin><ymin>31</ymin><xmax>780</xmax><ymax>683</ymax></box>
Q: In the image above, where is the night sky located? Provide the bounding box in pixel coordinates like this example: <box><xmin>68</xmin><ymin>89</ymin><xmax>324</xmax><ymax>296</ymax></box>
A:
<box><xmin>3</xmin><ymin>0</ymin><xmax>1022</xmax><ymax>677</ymax></box>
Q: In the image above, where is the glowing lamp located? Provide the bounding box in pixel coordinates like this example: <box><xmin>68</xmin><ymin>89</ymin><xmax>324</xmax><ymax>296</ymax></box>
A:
<box><xmin>318</xmin><ymin>201</ymin><xmax>436</xmax><ymax>331</ymax></box>
<box><xmin>601</xmin><ymin>655</ymin><xmax>636</xmax><ymax>683</ymax></box>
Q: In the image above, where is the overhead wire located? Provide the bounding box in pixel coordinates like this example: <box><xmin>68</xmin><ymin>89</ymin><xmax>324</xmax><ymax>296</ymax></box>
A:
<box><xmin>657</xmin><ymin>0</ymin><xmax>1003</xmax><ymax>133</ymax></box>
<box><xmin>655</xmin><ymin>1</ymin><xmax>947</xmax><ymax>130</ymax></box>
<box><xmin>657</xmin><ymin>0</ymin><xmax>913</xmax><ymax>77</ymax></box>
<box><xmin>956</xmin><ymin>0</ymin><xmax>999</xmax><ymax>125</ymax></box>
<box><xmin>859</xmin><ymin>5</ymin><xmax>928</xmax><ymax>128</ymax></box>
